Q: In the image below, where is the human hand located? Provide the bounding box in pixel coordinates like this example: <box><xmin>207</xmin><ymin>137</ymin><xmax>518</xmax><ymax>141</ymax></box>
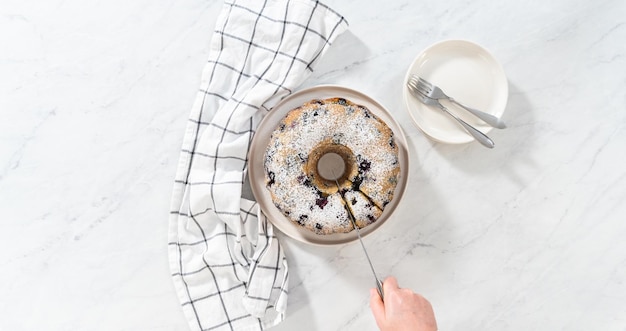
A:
<box><xmin>369</xmin><ymin>276</ymin><xmax>437</xmax><ymax>331</ymax></box>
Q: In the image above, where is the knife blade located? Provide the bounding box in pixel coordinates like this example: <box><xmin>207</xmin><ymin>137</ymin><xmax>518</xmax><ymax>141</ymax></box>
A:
<box><xmin>331</xmin><ymin>171</ymin><xmax>384</xmax><ymax>301</ymax></box>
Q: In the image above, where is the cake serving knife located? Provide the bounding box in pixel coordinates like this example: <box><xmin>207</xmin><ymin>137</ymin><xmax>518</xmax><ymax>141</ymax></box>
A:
<box><xmin>331</xmin><ymin>170</ymin><xmax>384</xmax><ymax>301</ymax></box>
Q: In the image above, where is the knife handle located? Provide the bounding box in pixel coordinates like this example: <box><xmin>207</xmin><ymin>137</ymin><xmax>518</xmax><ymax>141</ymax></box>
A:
<box><xmin>437</xmin><ymin>103</ymin><xmax>495</xmax><ymax>148</ymax></box>
<box><xmin>449</xmin><ymin>98</ymin><xmax>507</xmax><ymax>129</ymax></box>
<box><xmin>376</xmin><ymin>279</ymin><xmax>384</xmax><ymax>301</ymax></box>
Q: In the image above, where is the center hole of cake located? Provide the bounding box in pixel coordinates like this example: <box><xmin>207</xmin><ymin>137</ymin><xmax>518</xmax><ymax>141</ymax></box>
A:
<box><xmin>317</xmin><ymin>152</ymin><xmax>345</xmax><ymax>181</ymax></box>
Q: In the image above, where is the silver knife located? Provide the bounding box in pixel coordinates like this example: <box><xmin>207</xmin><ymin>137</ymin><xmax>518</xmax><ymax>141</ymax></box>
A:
<box><xmin>331</xmin><ymin>172</ymin><xmax>384</xmax><ymax>301</ymax></box>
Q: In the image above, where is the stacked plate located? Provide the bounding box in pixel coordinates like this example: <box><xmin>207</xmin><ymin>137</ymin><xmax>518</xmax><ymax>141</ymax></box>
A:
<box><xmin>403</xmin><ymin>40</ymin><xmax>508</xmax><ymax>144</ymax></box>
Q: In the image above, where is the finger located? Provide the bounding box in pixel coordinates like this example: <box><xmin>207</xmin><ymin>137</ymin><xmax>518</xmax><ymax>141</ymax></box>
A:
<box><xmin>382</xmin><ymin>275</ymin><xmax>399</xmax><ymax>293</ymax></box>
<box><xmin>369</xmin><ymin>288</ymin><xmax>386</xmax><ymax>326</ymax></box>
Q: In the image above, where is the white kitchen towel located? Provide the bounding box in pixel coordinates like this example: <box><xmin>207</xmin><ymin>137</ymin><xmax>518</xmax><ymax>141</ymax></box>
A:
<box><xmin>168</xmin><ymin>1</ymin><xmax>347</xmax><ymax>330</ymax></box>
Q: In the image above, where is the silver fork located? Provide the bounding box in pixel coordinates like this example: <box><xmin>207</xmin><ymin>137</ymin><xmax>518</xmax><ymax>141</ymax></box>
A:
<box><xmin>413</xmin><ymin>75</ymin><xmax>506</xmax><ymax>129</ymax></box>
<box><xmin>407</xmin><ymin>77</ymin><xmax>495</xmax><ymax>148</ymax></box>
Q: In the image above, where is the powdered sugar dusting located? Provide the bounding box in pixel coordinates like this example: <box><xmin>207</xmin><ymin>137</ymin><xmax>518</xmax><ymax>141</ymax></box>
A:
<box><xmin>264</xmin><ymin>98</ymin><xmax>400</xmax><ymax>234</ymax></box>
<box><xmin>344</xmin><ymin>190</ymin><xmax>382</xmax><ymax>228</ymax></box>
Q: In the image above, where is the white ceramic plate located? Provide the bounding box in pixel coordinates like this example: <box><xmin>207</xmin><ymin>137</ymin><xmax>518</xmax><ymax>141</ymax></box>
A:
<box><xmin>248</xmin><ymin>85</ymin><xmax>409</xmax><ymax>245</ymax></box>
<box><xmin>403</xmin><ymin>40</ymin><xmax>508</xmax><ymax>144</ymax></box>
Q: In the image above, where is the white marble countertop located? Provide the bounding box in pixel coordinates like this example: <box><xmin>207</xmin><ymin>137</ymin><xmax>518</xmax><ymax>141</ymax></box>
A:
<box><xmin>2</xmin><ymin>0</ymin><xmax>625</xmax><ymax>330</ymax></box>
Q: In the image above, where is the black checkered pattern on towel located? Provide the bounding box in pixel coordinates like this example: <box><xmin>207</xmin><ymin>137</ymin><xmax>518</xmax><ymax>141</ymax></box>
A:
<box><xmin>168</xmin><ymin>1</ymin><xmax>347</xmax><ymax>330</ymax></box>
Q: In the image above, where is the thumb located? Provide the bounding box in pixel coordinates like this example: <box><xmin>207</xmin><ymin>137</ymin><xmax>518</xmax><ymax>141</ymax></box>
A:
<box><xmin>369</xmin><ymin>288</ymin><xmax>385</xmax><ymax>327</ymax></box>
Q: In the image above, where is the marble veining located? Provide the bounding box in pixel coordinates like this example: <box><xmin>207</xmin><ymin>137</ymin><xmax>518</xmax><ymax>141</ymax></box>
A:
<box><xmin>1</xmin><ymin>0</ymin><xmax>625</xmax><ymax>330</ymax></box>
